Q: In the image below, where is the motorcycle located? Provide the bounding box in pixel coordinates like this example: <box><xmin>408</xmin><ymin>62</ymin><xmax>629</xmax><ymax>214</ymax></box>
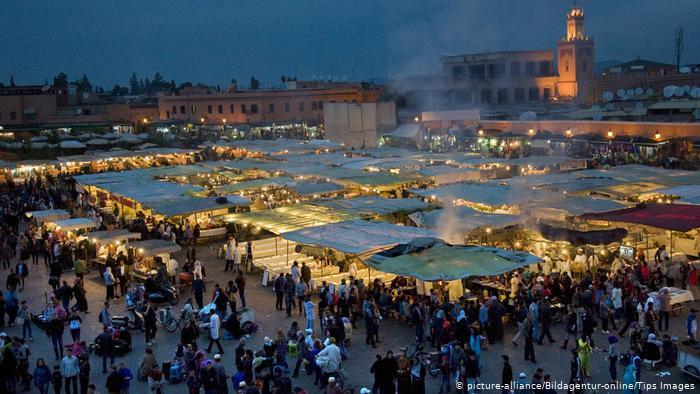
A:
<box><xmin>147</xmin><ymin>281</ymin><xmax>179</xmax><ymax>305</ymax></box>
<box><xmin>89</xmin><ymin>326</ymin><xmax>133</xmax><ymax>356</ymax></box>
<box><xmin>112</xmin><ymin>306</ymin><xmax>145</xmax><ymax>331</ymax></box>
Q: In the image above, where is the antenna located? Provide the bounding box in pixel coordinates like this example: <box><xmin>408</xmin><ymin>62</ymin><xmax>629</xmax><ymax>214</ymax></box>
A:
<box><xmin>675</xmin><ymin>28</ymin><xmax>684</xmax><ymax>72</ymax></box>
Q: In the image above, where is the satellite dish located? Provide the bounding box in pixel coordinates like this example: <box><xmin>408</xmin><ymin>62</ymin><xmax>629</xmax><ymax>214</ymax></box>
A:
<box><xmin>674</xmin><ymin>86</ymin><xmax>685</xmax><ymax>97</ymax></box>
<box><xmin>663</xmin><ymin>86</ymin><xmax>677</xmax><ymax>98</ymax></box>
<box><xmin>626</xmin><ymin>89</ymin><xmax>635</xmax><ymax>97</ymax></box>
<box><xmin>591</xmin><ymin>104</ymin><xmax>600</xmax><ymax>111</ymax></box>
<box><xmin>634</xmin><ymin>87</ymin><xmax>644</xmax><ymax>96</ymax></box>
<box><xmin>41</xmin><ymin>85</ymin><xmax>50</xmax><ymax>92</ymax></box>
<box><xmin>683</xmin><ymin>85</ymin><xmax>691</xmax><ymax>93</ymax></box>
<box><xmin>592</xmin><ymin>112</ymin><xmax>603</xmax><ymax>121</ymax></box>
<box><xmin>680</xmin><ymin>66</ymin><xmax>691</xmax><ymax>74</ymax></box>
<box><xmin>645</xmin><ymin>88</ymin><xmax>654</xmax><ymax>95</ymax></box>
<box><xmin>634</xmin><ymin>102</ymin><xmax>645</xmax><ymax>110</ymax></box>
<box><xmin>602</xmin><ymin>91</ymin><xmax>614</xmax><ymax>102</ymax></box>
<box><xmin>621</xmin><ymin>94</ymin><xmax>629</xmax><ymax>101</ymax></box>
<box><xmin>605</xmin><ymin>103</ymin><xmax>616</xmax><ymax>111</ymax></box>
<box><xmin>616</xmin><ymin>89</ymin><xmax>626</xmax><ymax>98</ymax></box>
<box><xmin>75</xmin><ymin>108</ymin><xmax>82</xmax><ymax>115</ymax></box>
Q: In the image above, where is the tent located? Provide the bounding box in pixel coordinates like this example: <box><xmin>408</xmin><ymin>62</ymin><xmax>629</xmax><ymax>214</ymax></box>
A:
<box><xmin>282</xmin><ymin>219</ymin><xmax>436</xmax><ymax>256</ymax></box>
<box><xmin>365</xmin><ymin>238</ymin><xmax>541</xmax><ymax>281</ymax></box>
<box><xmin>579</xmin><ymin>203</ymin><xmax>700</xmax><ymax>232</ymax></box>
<box><xmin>25</xmin><ymin>209</ymin><xmax>70</xmax><ymax>223</ymax></box>
<box><xmin>88</xmin><ymin>229</ymin><xmax>142</xmax><ymax>244</ymax></box>
<box><xmin>60</xmin><ymin>140</ymin><xmax>87</xmax><ymax>149</ymax></box>
<box><xmin>145</xmin><ymin>196</ymin><xmax>250</xmax><ymax>218</ymax></box>
<box><xmin>223</xmin><ymin>204</ymin><xmax>358</xmax><ymax>234</ymax></box>
<box><xmin>537</xmin><ymin>224</ymin><xmax>628</xmax><ymax>246</ymax></box>
<box><xmin>288</xmin><ymin>181</ymin><xmax>345</xmax><ymax>197</ymax></box>
<box><xmin>127</xmin><ymin>239</ymin><xmax>181</xmax><ymax>256</ymax></box>
<box><xmin>47</xmin><ymin>217</ymin><xmax>97</xmax><ymax>231</ymax></box>
<box><xmin>523</xmin><ymin>196</ymin><xmax>625</xmax><ymax>221</ymax></box>
<box><xmin>410</xmin><ymin>182</ymin><xmax>550</xmax><ymax>209</ymax></box>
<box><xmin>309</xmin><ymin>196</ymin><xmax>430</xmax><ymax>217</ymax></box>
<box><xmin>85</xmin><ymin>138</ymin><xmax>111</xmax><ymax>146</ymax></box>
<box><xmin>410</xmin><ymin>206</ymin><xmax>521</xmax><ymax>243</ymax></box>
<box><xmin>640</xmin><ymin>185</ymin><xmax>700</xmax><ymax>205</ymax></box>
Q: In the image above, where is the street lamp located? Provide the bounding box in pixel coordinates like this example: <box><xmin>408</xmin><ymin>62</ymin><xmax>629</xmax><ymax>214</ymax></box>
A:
<box><xmin>654</xmin><ymin>131</ymin><xmax>661</xmax><ymax>141</ymax></box>
<box><xmin>607</xmin><ymin>131</ymin><xmax>615</xmax><ymax>139</ymax></box>
<box><xmin>200</xmin><ymin>117</ymin><xmax>205</xmax><ymax>123</ymax></box>
<box><xmin>528</xmin><ymin>129</ymin><xmax>534</xmax><ymax>136</ymax></box>
<box><xmin>478</xmin><ymin>129</ymin><xmax>484</xmax><ymax>136</ymax></box>
<box><xmin>414</xmin><ymin>116</ymin><xmax>420</xmax><ymax>123</ymax></box>
<box><xmin>565</xmin><ymin>129</ymin><xmax>572</xmax><ymax>137</ymax></box>
<box><xmin>222</xmin><ymin>118</ymin><xmax>227</xmax><ymax>124</ymax></box>
<box><xmin>142</xmin><ymin>118</ymin><xmax>149</xmax><ymax>124</ymax></box>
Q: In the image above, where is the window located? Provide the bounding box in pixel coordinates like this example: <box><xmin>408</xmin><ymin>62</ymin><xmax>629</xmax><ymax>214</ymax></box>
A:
<box><xmin>525</xmin><ymin>62</ymin><xmax>536</xmax><ymax>75</ymax></box>
<box><xmin>230</xmin><ymin>104</ymin><xmax>235</xmax><ymax>113</ymax></box>
<box><xmin>510</xmin><ymin>62</ymin><xmax>521</xmax><ymax>76</ymax></box>
<box><xmin>497</xmin><ymin>88</ymin><xmax>508</xmax><ymax>104</ymax></box>
<box><xmin>207</xmin><ymin>105</ymin><xmax>213</xmax><ymax>114</ymax></box>
<box><xmin>285</xmin><ymin>102</ymin><xmax>290</xmax><ymax>112</ymax></box>
<box><xmin>241</xmin><ymin>104</ymin><xmax>247</xmax><ymax>114</ymax></box>
<box><xmin>582</xmin><ymin>60</ymin><xmax>587</xmax><ymax>71</ymax></box>
<box><xmin>172</xmin><ymin>105</ymin><xmax>177</xmax><ymax>115</ymax></box>
<box><xmin>318</xmin><ymin>101</ymin><xmax>323</xmax><ymax>109</ymax></box>
<box><xmin>190</xmin><ymin>105</ymin><xmax>196</xmax><ymax>114</ymax></box>
<box><xmin>480</xmin><ymin>89</ymin><xmax>491</xmax><ymax>104</ymax></box>
<box><xmin>251</xmin><ymin>104</ymin><xmax>258</xmax><ymax>114</ymax></box>
<box><xmin>454</xmin><ymin>89</ymin><xmax>471</xmax><ymax>104</ymax></box>
<box><xmin>564</xmin><ymin>61</ymin><xmax>570</xmax><ymax>72</ymax></box>
<box><xmin>268</xmin><ymin>103</ymin><xmax>274</xmax><ymax>113</ymax></box>
<box><xmin>299</xmin><ymin>102</ymin><xmax>304</xmax><ymax>112</ymax></box>
<box><xmin>311</xmin><ymin>101</ymin><xmax>318</xmax><ymax>110</ymax></box>
<box><xmin>488</xmin><ymin>63</ymin><xmax>506</xmax><ymax>79</ymax></box>
<box><xmin>514</xmin><ymin>87</ymin><xmax>525</xmax><ymax>102</ymax></box>
<box><xmin>180</xmin><ymin>105</ymin><xmax>186</xmax><ymax>114</ymax></box>
<box><xmin>539</xmin><ymin>61</ymin><xmax>551</xmax><ymax>75</ymax></box>
<box><xmin>166</xmin><ymin>110</ymin><xmax>170</xmax><ymax>118</ymax></box>
<box><xmin>543</xmin><ymin>88</ymin><xmax>551</xmax><ymax>100</ymax></box>
<box><xmin>10</xmin><ymin>111</ymin><xmax>17</xmax><ymax>120</ymax></box>
<box><xmin>468</xmin><ymin>65</ymin><xmax>486</xmax><ymax>80</ymax></box>
<box><xmin>451</xmin><ymin>66</ymin><xmax>466</xmax><ymax>80</ymax></box>
<box><xmin>528</xmin><ymin>87</ymin><xmax>539</xmax><ymax>101</ymax></box>
<box><xmin>217</xmin><ymin>105</ymin><xmax>223</xmax><ymax>114</ymax></box>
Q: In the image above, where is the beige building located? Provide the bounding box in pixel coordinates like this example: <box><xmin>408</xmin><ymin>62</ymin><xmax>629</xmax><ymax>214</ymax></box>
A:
<box><xmin>323</xmin><ymin>102</ymin><xmax>397</xmax><ymax>149</ymax></box>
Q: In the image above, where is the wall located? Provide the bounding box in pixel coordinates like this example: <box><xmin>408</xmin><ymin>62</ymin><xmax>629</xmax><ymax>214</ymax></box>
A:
<box><xmin>478</xmin><ymin>119</ymin><xmax>700</xmax><ymax>139</ymax></box>
<box><xmin>323</xmin><ymin>102</ymin><xmax>397</xmax><ymax>149</ymax></box>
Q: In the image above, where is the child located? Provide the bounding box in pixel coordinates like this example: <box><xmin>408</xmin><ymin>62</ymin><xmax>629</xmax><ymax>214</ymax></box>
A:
<box><xmin>52</xmin><ymin>365</ymin><xmax>63</xmax><ymax>394</ymax></box>
<box><xmin>439</xmin><ymin>356</ymin><xmax>451</xmax><ymax>393</ymax></box>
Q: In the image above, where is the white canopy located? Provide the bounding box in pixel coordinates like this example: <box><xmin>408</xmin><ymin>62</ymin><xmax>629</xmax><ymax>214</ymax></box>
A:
<box><xmin>85</xmin><ymin>138</ymin><xmax>111</xmax><ymax>146</ymax></box>
<box><xmin>127</xmin><ymin>239</ymin><xmax>181</xmax><ymax>257</ymax></box>
<box><xmin>47</xmin><ymin>217</ymin><xmax>97</xmax><ymax>231</ymax></box>
<box><xmin>282</xmin><ymin>219</ymin><xmax>436</xmax><ymax>256</ymax></box>
<box><xmin>60</xmin><ymin>140</ymin><xmax>87</xmax><ymax>149</ymax></box>
<box><xmin>25</xmin><ymin>209</ymin><xmax>70</xmax><ymax>223</ymax></box>
<box><xmin>101</xmin><ymin>132</ymin><xmax>122</xmax><ymax>139</ymax></box>
<box><xmin>88</xmin><ymin>229</ymin><xmax>142</xmax><ymax>245</ymax></box>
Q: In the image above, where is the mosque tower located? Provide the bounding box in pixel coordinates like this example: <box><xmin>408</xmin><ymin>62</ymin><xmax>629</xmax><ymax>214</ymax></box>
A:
<box><xmin>557</xmin><ymin>7</ymin><xmax>595</xmax><ymax>104</ymax></box>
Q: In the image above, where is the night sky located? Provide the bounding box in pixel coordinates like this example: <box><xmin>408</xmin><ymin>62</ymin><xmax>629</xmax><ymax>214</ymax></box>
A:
<box><xmin>1</xmin><ymin>0</ymin><xmax>698</xmax><ymax>88</ymax></box>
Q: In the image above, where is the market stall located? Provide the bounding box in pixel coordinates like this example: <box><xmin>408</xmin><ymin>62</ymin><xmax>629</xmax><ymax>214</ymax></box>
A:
<box><xmin>25</xmin><ymin>209</ymin><xmax>70</xmax><ymax>225</ymax></box>
<box><xmin>46</xmin><ymin>217</ymin><xmax>97</xmax><ymax>233</ymax></box>
<box><xmin>126</xmin><ymin>239</ymin><xmax>182</xmax><ymax>281</ymax></box>
<box><xmin>408</xmin><ymin>205</ymin><xmax>521</xmax><ymax>244</ymax></box>
<box><xmin>87</xmin><ymin>229</ymin><xmax>142</xmax><ymax>263</ymax></box>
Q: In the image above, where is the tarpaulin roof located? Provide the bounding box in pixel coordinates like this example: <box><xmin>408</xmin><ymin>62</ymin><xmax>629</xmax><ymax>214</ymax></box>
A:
<box><xmin>216</xmin><ymin>177</ymin><xmax>296</xmax><ymax>194</ymax></box>
<box><xmin>145</xmin><ymin>196</ymin><xmax>250</xmax><ymax>217</ymax></box>
<box><xmin>223</xmin><ymin>204</ymin><xmax>358</xmax><ymax>234</ymax></box>
<box><xmin>410</xmin><ymin>206</ymin><xmax>521</xmax><ymax>243</ymax></box>
<box><xmin>47</xmin><ymin>218</ymin><xmax>97</xmax><ymax>231</ymax></box>
<box><xmin>128</xmin><ymin>239</ymin><xmax>181</xmax><ymax>256</ymax></box>
<box><xmin>410</xmin><ymin>182</ymin><xmax>551</xmax><ymax>207</ymax></box>
<box><xmin>523</xmin><ymin>196</ymin><xmax>625</xmax><ymax>221</ymax></box>
<box><xmin>309</xmin><ymin>197</ymin><xmax>430</xmax><ymax>217</ymax></box>
<box><xmin>579</xmin><ymin>203</ymin><xmax>700</xmax><ymax>232</ymax></box>
<box><xmin>289</xmin><ymin>181</ymin><xmax>345</xmax><ymax>196</ymax></box>
<box><xmin>640</xmin><ymin>185</ymin><xmax>700</xmax><ymax>205</ymax></box>
<box><xmin>537</xmin><ymin>224</ymin><xmax>628</xmax><ymax>246</ymax></box>
<box><xmin>282</xmin><ymin>220</ymin><xmax>436</xmax><ymax>256</ymax></box>
<box><xmin>88</xmin><ymin>229</ymin><xmax>142</xmax><ymax>244</ymax></box>
<box><xmin>365</xmin><ymin>238</ymin><xmax>540</xmax><ymax>281</ymax></box>
<box><xmin>25</xmin><ymin>209</ymin><xmax>70</xmax><ymax>223</ymax></box>
<box><xmin>383</xmin><ymin>124</ymin><xmax>422</xmax><ymax>139</ymax></box>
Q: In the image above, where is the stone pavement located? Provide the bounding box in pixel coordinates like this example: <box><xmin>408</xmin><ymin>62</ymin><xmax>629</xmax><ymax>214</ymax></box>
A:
<box><xmin>4</xmin><ymin>241</ymin><xmax>698</xmax><ymax>393</ymax></box>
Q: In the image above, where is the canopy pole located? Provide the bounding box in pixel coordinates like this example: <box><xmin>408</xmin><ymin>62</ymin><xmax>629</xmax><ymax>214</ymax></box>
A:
<box><xmin>286</xmin><ymin>239</ymin><xmax>289</xmax><ymax>267</ymax></box>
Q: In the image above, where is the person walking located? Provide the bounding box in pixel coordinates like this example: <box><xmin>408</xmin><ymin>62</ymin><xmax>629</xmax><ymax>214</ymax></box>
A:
<box><xmin>235</xmin><ymin>271</ymin><xmax>246</xmax><ymax>308</ymax></box>
<box><xmin>106</xmin><ymin>364</ymin><xmax>124</xmax><ymax>394</ymax></box>
<box><xmin>144</xmin><ymin>301</ymin><xmax>157</xmax><ymax>346</ymax></box>
<box><xmin>607</xmin><ymin>335</ymin><xmax>618</xmax><ymax>383</ymax></box>
<box><xmin>207</xmin><ymin>310</ymin><xmax>224</xmax><ymax>355</ymax></box>
<box><xmin>103</xmin><ymin>267</ymin><xmax>115</xmax><ymax>301</ymax></box>
<box><xmin>73</xmin><ymin>259</ymin><xmax>85</xmax><ymax>281</ymax></box>
<box><xmin>72</xmin><ymin>279</ymin><xmax>88</xmax><ymax>313</ymax></box>
<box><xmin>273</xmin><ymin>274</ymin><xmax>284</xmax><ymax>311</ymax></box>
<box><xmin>78</xmin><ymin>354</ymin><xmax>91</xmax><ymax>394</ymax></box>
<box><xmin>657</xmin><ymin>288</ymin><xmax>671</xmax><ymax>332</ymax></box>
<box><xmin>304</xmin><ymin>296</ymin><xmax>316</xmax><ymax>331</ymax></box>
<box><xmin>501</xmin><ymin>355</ymin><xmax>513</xmax><ymax>394</ymax></box>
<box><xmin>99</xmin><ymin>302</ymin><xmax>112</xmax><ymax>328</ymax></box>
<box><xmin>224</xmin><ymin>236</ymin><xmax>236</xmax><ymax>272</ymax></box>
<box><xmin>295</xmin><ymin>280</ymin><xmax>307</xmax><ymax>316</ymax></box>
<box><xmin>60</xmin><ymin>349</ymin><xmax>79</xmax><ymax>394</ymax></box>
<box><xmin>56</xmin><ymin>280</ymin><xmax>73</xmax><ymax>313</ymax></box>
<box><xmin>284</xmin><ymin>273</ymin><xmax>295</xmax><ymax>317</ymax></box>
<box><xmin>537</xmin><ymin>298</ymin><xmax>555</xmax><ymax>344</ymax></box>
<box><xmin>19</xmin><ymin>300</ymin><xmax>33</xmax><ymax>341</ymax></box>
<box><xmin>96</xmin><ymin>326</ymin><xmax>115</xmax><ymax>373</ymax></box>
<box><xmin>47</xmin><ymin>314</ymin><xmax>65</xmax><ymax>360</ymax></box>
<box><xmin>68</xmin><ymin>311</ymin><xmax>82</xmax><ymax>343</ymax></box>
<box><xmin>522</xmin><ymin>312</ymin><xmax>537</xmax><ymax>363</ymax></box>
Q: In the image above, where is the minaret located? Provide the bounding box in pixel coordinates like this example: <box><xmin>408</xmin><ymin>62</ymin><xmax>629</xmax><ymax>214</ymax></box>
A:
<box><xmin>557</xmin><ymin>7</ymin><xmax>595</xmax><ymax>104</ymax></box>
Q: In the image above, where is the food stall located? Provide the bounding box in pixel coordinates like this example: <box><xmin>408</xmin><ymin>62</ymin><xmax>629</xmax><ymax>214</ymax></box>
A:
<box><xmin>25</xmin><ymin>209</ymin><xmax>71</xmax><ymax>225</ymax></box>
<box><xmin>87</xmin><ymin>229</ymin><xmax>142</xmax><ymax>265</ymax></box>
<box><xmin>126</xmin><ymin>239</ymin><xmax>182</xmax><ymax>281</ymax></box>
<box><xmin>46</xmin><ymin>217</ymin><xmax>97</xmax><ymax>234</ymax></box>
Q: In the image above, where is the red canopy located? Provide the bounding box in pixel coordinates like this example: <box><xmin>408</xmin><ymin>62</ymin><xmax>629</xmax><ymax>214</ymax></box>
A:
<box><xmin>579</xmin><ymin>203</ymin><xmax>700</xmax><ymax>232</ymax></box>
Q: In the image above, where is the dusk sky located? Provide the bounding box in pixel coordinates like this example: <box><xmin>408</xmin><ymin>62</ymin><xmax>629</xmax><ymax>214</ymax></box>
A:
<box><xmin>1</xmin><ymin>0</ymin><xmax>698</xmax><ymax>88</ymax></box>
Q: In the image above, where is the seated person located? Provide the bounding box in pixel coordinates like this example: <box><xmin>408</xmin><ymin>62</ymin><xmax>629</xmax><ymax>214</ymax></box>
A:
<box><xmin>641</xmin><ymin>333</ymin><xmax>662</xmax><ymax>361</ymax></box>
<box><xmin>224</xmin><ymin>313</ymin><xmax>245</xmax><ymax>339</ymax></box>
<box><xmin>662</xmin><ymin>335</ymin><xmax>677</xmax><ymax>366</ymax></box>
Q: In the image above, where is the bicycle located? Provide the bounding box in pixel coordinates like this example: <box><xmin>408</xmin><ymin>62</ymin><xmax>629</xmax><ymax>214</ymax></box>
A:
<box><xmin>157</xmin><ymin>306</ymin><xmax>180</xmax><ymax>333</ymax></box>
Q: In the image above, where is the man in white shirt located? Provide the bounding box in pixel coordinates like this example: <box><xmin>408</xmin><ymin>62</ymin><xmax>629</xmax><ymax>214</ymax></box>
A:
<box><xmin>224</xmin><ymin>236</ymin><xmax>236</xmax><ymax>272</ymax></box>
<box><xmin>207</xmin><ymin>310</ymin><xmax>224</xmax><ymax>354</ymax></box>
<box><xmin>167</xmin><ymin>259</ymin><xmax>178</xmax><ymax>284</ymax></box>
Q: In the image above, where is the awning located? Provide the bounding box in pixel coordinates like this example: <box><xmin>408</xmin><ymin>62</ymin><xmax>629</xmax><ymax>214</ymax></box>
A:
<box><xmin>223</xmin><ymin>204</ymin><xmax>358</xmax><ymax>234</ymax></box>
<box><xmin>282</xmin><ymin>219</ymin><xmax>436</xmax><ymax>256</ymax></box>
<box><xmin>383</xmin><ymin>124</ymin><xmax>422</xmax><ymax>139</ymax></box>
<box><xmin>537</xmin><ymin>223</ymin><xmax>628</xmax><ymax>246</ymax></box>
<box><xmin>309</xmin><ymin>196</ymin><xmax>430</xmax><ymax>217</ymax></box>
<box><xmin>145</xmin><ymin>196</ymin><xmax>250</xmax><ymax>217</ymax></box>
<box><xmin>365</xmin><ymin>238</ymin><xmax>541</xmax><ymax>281</ymax></box>
<box><xmin>47</xmin><ymin>218</ymin><xmax>97</xmax><ymax>231</ymax></box>
<box><xmin>25</xmin><ymin>209</ymin><xmax>70</xmax><ymax>223</ymax></box>
<box><xmin>127</xmin><ymin>239</ymin><xmax>181</xmax><ymax>256</ymax></box>
<box><xmin>410</xmin><ymin>206</ymin><xmax>521</xmax><ymax>243</ymax></box>
<box><xmin>88</xmin><ymin>229</ymin><xmax>142</xmax><ymax>245</ymax></box>
<box><xmin>524</xmin><ymin>196</ymin><xmax>625</xmax><ymax>221</ymax></box>
<box><xmin>579</xmin><ymin>203</ymin><xmax>700</xmax><ymax>232</ymax></box>
<box><xmin>289</xmin><ymin>181</ymin><xmax>345</xmax><ymax>197</ymax></box>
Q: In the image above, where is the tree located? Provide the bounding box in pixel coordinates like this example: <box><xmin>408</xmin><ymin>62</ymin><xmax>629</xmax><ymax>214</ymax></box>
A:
<box><xmin>250</xmin><ymin>76</ymin><xmax>260</xmax><ymax>90</ymax></box>
<box><xmin>170</xmin><ymin>79</ymin><xmax>176</xmax><ymax>91</ymax></box>
<box><xmin>281</xmin><ymin>75</ymin><xmax>287</xmax><ymax>83</ymax></box>
<box><xmin>10</xmin><ymin>76</ymin><xmax>16</xmax><ymax>87</ymax></box>
<box><xmin>143</xmin><ymin>77</ymin><xmax>151</xmax><ymax>94</ymax></box>
<box><xmin>53</xmin><ymin>72</ymin><xmax>69</xmax><ymax>88</ymax></box>
<box><xmin>76</xmin><ymin>74</ymin><xmax>92</xmax><ymax>92</ymax></box>
<box><xmin>129</xmin><ymin>72</ymin><xmax>139</xmax><ymax>95</ymax></box>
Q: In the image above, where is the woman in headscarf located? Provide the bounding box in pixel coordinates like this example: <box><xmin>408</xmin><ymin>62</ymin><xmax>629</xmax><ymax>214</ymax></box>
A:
<box><xmin>455</xmin><ymin>310</ymin><xmax>469</xmax><ymax>346</ymax></box>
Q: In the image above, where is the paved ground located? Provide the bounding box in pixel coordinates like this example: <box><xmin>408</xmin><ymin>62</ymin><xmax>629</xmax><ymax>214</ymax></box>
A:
<box><xmin>5</xmin><ymin>241</ymin><xmax>699</xmax><ymax>393</ymax></box>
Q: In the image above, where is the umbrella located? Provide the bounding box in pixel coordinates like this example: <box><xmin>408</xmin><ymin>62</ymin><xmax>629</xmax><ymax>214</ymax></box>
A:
<box><xmin>118</xmin><ymin>134</ymin><xmax>141</xmax><ymax>144</ymax></box>
<box><xmin>59</xmin><ymin>140</ymin><xmax>86</xmax><ymax>149</ymax></box>
<box><xmin>136</xmin><ymin>133</ymin><xmax>150</xmax><ymax>140</ymax></box>
<box><xmin>85</xmin><ymin>138</ymin><xmax>111</xmax><ymax>146</ymax></box>
<box><xmin>78</xmin><ymin>132</ymin><xmax>100</xmax><ymax>141</ymax></box>
<box><xmin>101</xmin><ymin>132</ymin><xmax>121</xmax><ymax>139</ymax></box>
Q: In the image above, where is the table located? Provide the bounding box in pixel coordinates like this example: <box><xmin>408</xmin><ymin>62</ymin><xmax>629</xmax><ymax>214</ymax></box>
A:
<box><xmin>649</xmin><ymin>287</ymin><xmax>695</xmax><ymax>315</ymax></box>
